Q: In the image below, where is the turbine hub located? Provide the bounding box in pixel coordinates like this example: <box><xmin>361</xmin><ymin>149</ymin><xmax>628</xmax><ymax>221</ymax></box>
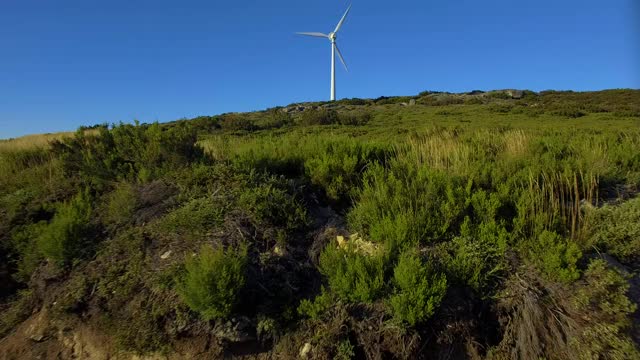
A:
<box><xmin>329</xmin><ymin>32</ymin><xmax>336</xmax><ymax>41</ymax></box>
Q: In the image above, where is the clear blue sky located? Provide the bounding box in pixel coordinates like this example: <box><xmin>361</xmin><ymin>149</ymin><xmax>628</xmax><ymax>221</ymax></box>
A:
<box><xmin>1</xmin><ymin>0</ymin><xmax>638</xmax><ymax>138</ymax></box>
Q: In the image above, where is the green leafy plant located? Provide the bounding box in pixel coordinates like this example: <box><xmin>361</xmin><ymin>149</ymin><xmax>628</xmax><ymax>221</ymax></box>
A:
<box><xmin>177</xmin><ymin>244</ymin><xmax>248</xmax><ymax>320</ymax></box>
<box><xmin>37</xmin><ymin>190</ymin><xmax>93</xmax><ymax>265</ymax></box>
<box><xmin>10</xmin><ymin>221</ymin><xmax>47</xmax><ymax>282</ymax></box>
<box><xmin>335</xmin><ymin>339</ymin><xmax>356</xmax><ymax>360</ymax></box>
<box><xmin>104</xmin><ymin>182</ymin><xmax>137</xmax><ymax>225</ymax></box>
<box><xmin>298</xmin><ymin>287</ymin><xmax>334</xmax><ymax>320</ymax></box>
<box><xmin>318</xmin><ymin>243</ymin><xmax>385</xmax><ymax>303</ymax></box>
<box><xmin>389</xmin><ymin>249</ymin><xmax>447</xmax><ymax>325</ymax></box>
<box><xmin>586</xmin><ymin>197</ymin><xmax>640</xmax><ymax>264</ymax></box>
<box><xmin>528</xmin><ymin>230</ymin><xmax>581</xmax><ymax>283</ymax></box>
<box><xmin>570</xmin><ymin>259</ymin><xmax>639</xmax><ymax>359</ymax></box>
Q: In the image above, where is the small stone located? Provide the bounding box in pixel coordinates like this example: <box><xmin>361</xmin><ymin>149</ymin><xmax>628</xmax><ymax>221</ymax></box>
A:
<box><xmin>160</xmin><ymin>250</ymin><xmax>172</xmax><ymax>260</ymax></box>
<box><xmin>300</xmin><ymin>342</ymin><xmax>312</xmax><ymax>358</ymax></box>
<box><xmin>336</xmin><ymin>235</ymin><xmax>346</xmax><ymax>247</ymax></box>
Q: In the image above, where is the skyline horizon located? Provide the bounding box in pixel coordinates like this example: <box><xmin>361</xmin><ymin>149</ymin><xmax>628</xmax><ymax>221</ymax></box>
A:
<box><xmin>2</xmin><ymin>87</ymin><xmax>637</xmax><ymax>140</ymax></box>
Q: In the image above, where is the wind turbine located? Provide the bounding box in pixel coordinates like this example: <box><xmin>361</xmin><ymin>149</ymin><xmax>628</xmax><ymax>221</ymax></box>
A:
<box><xmin>296</xmin><ymin>4</ymin><xmax>351</xmax><ymax>101</ymax></box>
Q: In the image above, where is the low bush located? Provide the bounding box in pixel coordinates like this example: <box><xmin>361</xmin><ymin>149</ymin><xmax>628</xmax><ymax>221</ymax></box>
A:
<box><xmin>104</xmin><ymin>182</ymin><xmax>137</xmax><ymax>225</ymax></box>
<box><xmin>440</xmin><ymin>219</ymin><xmax>508</xmax><ymax>295</ymax></box>
<box><xmin>585</xmin><ymin>197</ymin><xmax>640</xmax><ymax>264</ymax></box>
<box><xmin>337</xmin><ymin>98</ymin><xmax>369</xmax><ymax>106</ymax></box>
<box><xmin>319</xmin><ymin>242</ymin><xmax>385</xmax><ymax>303</ymax></box>
<box><xmin>570</xmin><ymin>259</ymin><xmax>639</xmax><ymax>359</ymax></box>
<box><xmin>37</xmin><ymin>190</ymin><xmax>93</xmax><ymax>266</ymax></box>
<box><xmin>10</xmin><ymin>221</ymin><xmax>47</xmax><ymax>282</ymax></box>
<box><xmin>299</xmin><ymin>108</ymin><xmax>339</xmax><ymax>125</ymax></box>
<box><xmin>239</xmin><ymin>175</ymin><xmax>308</xmax><ymax>232</ymax></box>
<box><xmin>550</xmin><ymin>106</ymin><xmax>586</xmax><ymax>118</ymax></box>
<box><xmin>177</xmin><ymin>244</ymin><xmax>248</xmax><ymax>320</ymax></box>
<box><xmin>337</xmin><ymin>111</ymin><xmax>372</xmax><ymax>126</ymax></box>
<box><xmin>488</xmin><ymin>103</ymin><xmax>514</xmax><ymax>114</ymax></box>
<box><xmin>389</xmin><ymin>249</ymin><xmax>447</xmax><ymax>325</ymax></box>
<box><xmin>527</xmin><ymin>230</ymin><xmax>581</xmax><ymax>283</ymax></box>
<box><xmin>261</xmin><ymin>109</ymin><xmax>293</xmax><ymax>129</ymax></box>
<box><xmin>297</xmin><ymin>287</ymin><xmax>334</xmax><ymax>320</ymax></box>
<box><xmin>303</xmin><ymin>140</ymin><xmax>388</xmax><ymax>205</ymax></box>
<box><xmin>348</xmin><ymin>163</ymin><xmax>469</xmax><ymax>251</ymax></box>
<box><xmin>50</xmin><ymin>122</ymin><xmax>202</xmax><ymax>189</ymax></box>
<box><xmin>219</xmin><ymin>114</ymin><xmax>257</xmax><ymax>132</ymax></box>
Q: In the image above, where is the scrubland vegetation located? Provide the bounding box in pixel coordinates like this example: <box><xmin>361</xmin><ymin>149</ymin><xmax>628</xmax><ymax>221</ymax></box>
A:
<box><xmin>1</xmin><ymin>89</ymin><xmax>639</xmax><ymax>359</ymax></box>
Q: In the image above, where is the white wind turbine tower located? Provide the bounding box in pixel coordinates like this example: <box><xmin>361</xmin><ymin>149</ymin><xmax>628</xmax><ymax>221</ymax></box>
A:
<box><xmin>296</xmin><ymin>4</ymin><xmax>351</xmax><ymax>101</ymax></box>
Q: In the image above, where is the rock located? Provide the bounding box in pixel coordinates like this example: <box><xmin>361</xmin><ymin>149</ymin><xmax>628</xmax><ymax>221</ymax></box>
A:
<box><xmin>212</xmin><ymin>316</ymin><xmax>253</xmax><ymax>343</ymax></box>
<box><xmin>409</xmin><ymin>99</ymin><xmax>416</xmax><ymax>106</ymax></box>
<box><xmin>507</xmin><ymin>90</ymin><xmax>524</xmax><ymax>99</ymax></box>
<box><xmin>336</xmin><ymin>233</ymin><xmax>379</xmax><ymax>255</ymax></box>
<box><xmin>160</xmin><ymin>250</ymin><xmax>172</xmax><ymax>260</ymax></box>
<box><xmin>300</xmin><ymin>342</ymin><xmax>312</xmax><ymax>358</ymax></box>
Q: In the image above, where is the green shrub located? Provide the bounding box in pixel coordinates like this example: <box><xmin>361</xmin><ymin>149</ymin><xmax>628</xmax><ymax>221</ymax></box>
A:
<box><xmin>183</xmin><ymin>115</ymin><xmax>220</xmax><ymax>133</ymax></box>
<box><xmin>553</xmin><ymin>108</ymin><xmax>586</xmax><ymax>118</ymax></box>
<box><xmin>336</xmin><ymin>97</ymin><xmax>369</xmax><ymax>106</ymax></box>
<box><xmin>104</xmin><ymin>182</ymin><xmax>137</xmax><ymax>225</ymax></box>
<box><xmin>299</xmin><ymin>108</ymin><xmax>339</xmax><ymax>125</ymax></box>
<box><xmin>260</xmin><ymin>109</ymin><xmax>293</xmax><ymax>129</ymax></box>
<box><xmin>337</xmin><ymin>111</ymin><xmax>372</xmax><ymax>126</ymax></box>
<box><xmin>10</xmin><ymin>221</ymin><xmax>47</xmax><ymax>282</ymax></box>
<box><xmin>441</xmin><ymin>219</ymin><xmax>508</xmax><ymax>294</ymax></box>
<box><xmin>303</xmin><ymin>140</ymin><xmax>388</xmax><ymax>204</ymax></box>
<box><xmin>528</xmin><ymin>231</ymin><xmax>581</xmax><ymax>283</ymax></box>
<box><xmin>239</xmin><ymin>175</ymin><xmax>307</xmax><ymax>232</ymax></box>
<box><xmin>572</xmin><ymin>324</ymin><xmax>640</xmax><ymax>360</ymax></box>
<box><xmin>51</xmin><ymin>122</ymin><xmax>202</xmax><ymax>189</ymax></box>
<box><xmin>348</xmin><ymin>163</ymin><xmax>469</xmax><ymax>251</ymax></box>
<box><xmin>488</xmin><ymin>103</ymin><xmax>514</xmax><ymax>114</ymax></box>
<box><xmin>219</xmin><ymin>114</ymin><xmax>257</xmax><ymax>132</ymax></box>
<box><xmin>37</xmin><ymin>191</ymin><xmax>93</xmax><ymax>265</ymax></box>
<box><xmin>586</xmin><ymin>197</ymin><xmax>640</xmax><ymax>264</ymax></box>
<box><xmin>177</xmin><ymin>244</ymin><xmax>248</xmax><ymax>320</ymax></box>
<box><xmin>298</xmin><ymin>287</ymin><xmax>334</xmax><ymax>320</ymax></box>
<box><xmin>319</xmin><ymin>243</ymin><xmax>385</xmax><ymax>303</ymax></box>
<box><xmin>570</xmin><ymin>259</ymin><xmax>639</xmax><ymax>359</ymax></box>
<box><xmin>389</xmin><ymin>249</ymin><xmax>447</xmax><ymax>325</ymax></box>
<box><xmin>335</xmin><ymin>339</ymin><xmax>356</xmax><ymax>360</ymax></box>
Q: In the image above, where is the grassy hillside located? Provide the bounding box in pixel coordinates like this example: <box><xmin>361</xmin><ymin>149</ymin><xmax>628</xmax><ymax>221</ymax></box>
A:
<box><xmin>1</xmin><ymin>89</ymin><xmax>639</xmax><ymax>359</ymax></box>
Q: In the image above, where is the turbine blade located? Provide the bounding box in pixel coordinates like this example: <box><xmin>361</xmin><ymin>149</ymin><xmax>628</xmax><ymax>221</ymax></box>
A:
<box><xmin>334</xmin><ymin>4</ymin><xmax>352</xmax><ymax>33</ymax></box>
<box><xmin>296</xmin><ymin>32</ymin><xmax>328</xmax><ymax>38</ymax></box>
<box><xmin>335</xmin><ymin>44</ymin><xmax>348</xmax><ymax>72</ymax></box>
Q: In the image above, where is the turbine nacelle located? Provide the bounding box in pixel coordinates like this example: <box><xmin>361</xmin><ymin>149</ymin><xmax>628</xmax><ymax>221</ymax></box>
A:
<box><xmin>328</xmin><ymin>32</ymin><xmax>337</xmax><ymax>42</ymax></box>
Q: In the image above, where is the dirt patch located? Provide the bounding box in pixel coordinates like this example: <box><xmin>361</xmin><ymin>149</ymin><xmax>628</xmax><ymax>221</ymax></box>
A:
<box><xmin>0</xmin><ymin>309</ymin><xmax>226</xmax><ymax>360</ymax></box>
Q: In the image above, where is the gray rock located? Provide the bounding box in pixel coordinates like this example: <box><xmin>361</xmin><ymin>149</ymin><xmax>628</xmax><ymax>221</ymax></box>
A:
<box><xmin>212</xmin><ymin>316</ymin><xmax>254</xmax><ymax>343</ymax></box>
<box><xmin>508</xmin><ymin>90</ymin><xmax>524</xmax><ymax>99</ymax></box>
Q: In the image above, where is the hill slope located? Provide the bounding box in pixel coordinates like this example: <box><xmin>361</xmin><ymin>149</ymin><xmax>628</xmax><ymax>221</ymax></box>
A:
<box><xmin>1</xmin><ymin>89</ymin><xmax>640</xmax><ymax>359</ymax></box>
